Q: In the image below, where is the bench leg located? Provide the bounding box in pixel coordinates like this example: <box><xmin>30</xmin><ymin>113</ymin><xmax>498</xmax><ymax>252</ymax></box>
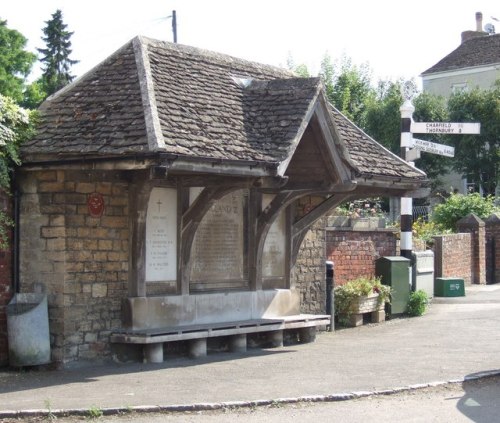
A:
<box><xmin>299</xmin><ymin>326</ymin><xmax>316</xmax><ymax>343</ymax></box>
<box><xmin>189</xmin><ymin>338</ymin><xmax>207</xmax><ymax>358</ymax></box>
<box><xmin>144</xmin><ymin>343</ymin><xmax>163</xmax><ymax>363</ymax></box>
<box><xmin>268</xmin><ymin>330</ymin><xmax>283</xmax><ymax>348</ymax></box>
<box><xmin>229</xmin><ymin>334</ymin><xmax>247</xmax><ymax>353</ymax></box>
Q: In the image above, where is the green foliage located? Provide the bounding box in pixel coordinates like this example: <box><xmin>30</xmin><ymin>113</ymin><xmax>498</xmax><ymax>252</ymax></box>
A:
<box><xmin>448</xmin><ymin>83</ymin><xmax>500</xmax><ymax>195</ymax></box>
<box><xmin>407</xmin><ymin>290</ymin><xmax>428</xmax><ymax>317</ymax></box>
<box><xmin>363</xmin><ymin>80</ymin><xmax>403</xmax><ymax>152</ymax></box>
<box><xmin>334</xmin><ymin>276</ymin><xmax>391</xmax><ymax>317</ymax></box>
<box><xmin>432</xmin><ymin>192</ymin><xmax>498</xmax><ymax>231</ymax></box>
<box><xmin>320</xmin><ymin>54</ymin><xmax>374</xmax><ymax>125</ymax></box>
<box><xmin>0</xmin><ymin>95</ymin><xmax>36</xmax><ymax>249</ymax></box>
<box><xmin>37</xmin><ymin>9</ymin><xmax>79</xmax><ymax>96</ymax></box>
<box><xmin>87</xmin><ymin>405</ymin><xmax>103</xmax><ymax>419</ymax></box>
<box><xmin>0</xmin><ymin>19</ymin><xmax>37</xmax><ymax>103</ymax></box>
<box><xmin>412</xmin><ymin>217</ymin><xmax>450</xmax><ymax>246</ymax></box>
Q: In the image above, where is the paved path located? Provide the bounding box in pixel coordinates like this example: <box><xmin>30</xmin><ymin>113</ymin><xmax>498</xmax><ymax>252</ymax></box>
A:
<box><xmin>0</xmin><ymin>284</ymin><xmax>499</xmax><ymax>417</ymax></box>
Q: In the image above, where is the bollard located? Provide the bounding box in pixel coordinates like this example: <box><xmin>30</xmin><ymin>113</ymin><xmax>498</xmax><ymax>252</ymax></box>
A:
<box><xmin>326</xmin><ymin>261</ymin><xmax>335</xmax><ymax>332</ymax></box>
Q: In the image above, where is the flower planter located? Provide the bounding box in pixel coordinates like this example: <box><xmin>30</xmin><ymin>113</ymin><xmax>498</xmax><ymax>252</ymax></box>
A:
<box><xmin>349</xmin><ymin>217</ymin><xmax>386</xmax><ymax>230</ymax></box>
<box><xmin>327</xmin><ymin>216</ymin><xmax>386</xmax><ymax>229</ymax></box>
<box><xmin>339</xmin><ymin>293</ymin><xmax>386</xmax><ymax>327</ymax></box>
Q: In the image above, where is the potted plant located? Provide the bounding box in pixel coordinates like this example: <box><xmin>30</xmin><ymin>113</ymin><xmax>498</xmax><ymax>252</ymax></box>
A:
<box><xmin>334</xmin><ymin>276</ymin><xmax>391</xmax><ymax>326</ymax></box>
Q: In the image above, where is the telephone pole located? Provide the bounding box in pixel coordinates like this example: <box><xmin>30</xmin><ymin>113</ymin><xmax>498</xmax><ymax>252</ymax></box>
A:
<box><xmin>171</xmin><ymin>10</ymin><xmax>177</xmax><ymax>43</ymax></box>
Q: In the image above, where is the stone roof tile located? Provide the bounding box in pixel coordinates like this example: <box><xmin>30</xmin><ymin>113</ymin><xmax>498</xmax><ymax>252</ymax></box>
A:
<box><xmin>22</xmin><ymin>42</ymin><xmax>148</xmax><ymax>155</ymax></box>
<box><xmin>330</xmin><ymin>106</ymin><xmax>425</xmax><ymax>180</ymax></box>
<box><xmin>22</xmin><ymin>36</ymin><xmax>425</xmax><ymax>184</ymax></box>
<box><xmin>422</xmin><ymin>33</ymin><xmax>500</xmax><ymax>75</ymax></box>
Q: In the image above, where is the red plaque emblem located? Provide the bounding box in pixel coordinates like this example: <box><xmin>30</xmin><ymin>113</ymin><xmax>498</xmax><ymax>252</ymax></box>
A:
<box><xmin>88</xmin><ymin>193</ymin><xmax>105</xmax><ymax>218</ymax></box>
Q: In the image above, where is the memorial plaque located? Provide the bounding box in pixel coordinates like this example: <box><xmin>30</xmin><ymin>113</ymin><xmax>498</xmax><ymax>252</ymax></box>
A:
<box><xmin>191</xmin><ymin>190</ymin><xmax>247</xmax><ymax>285</ymax></box>
<box><xmin>262</xmin><ymin>194</ymin><xmax>286</xmax><ymax>278</ymax></box>
<box><xmin>145</xmin><ymin>187</ymin><xmax>177</xmax><ymax>282</ymax></box>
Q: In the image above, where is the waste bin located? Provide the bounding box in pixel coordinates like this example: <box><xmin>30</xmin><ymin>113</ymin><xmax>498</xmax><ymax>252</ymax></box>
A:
<box><xmin>7</xmin><ymin>293</ymin><xmax>50</xmax><ymax>367</ymax></box>
<box><xmin>375</xmin><ymin>256</ymin><xmax>411</xmax><ymax>314</ymax></box>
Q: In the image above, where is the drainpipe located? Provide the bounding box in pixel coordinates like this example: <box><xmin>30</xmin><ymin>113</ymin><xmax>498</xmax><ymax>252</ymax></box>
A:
<box><xmin>12</xmin><ymin>183</ymin><xmax>20</xmax><ymax>294</ymax></box>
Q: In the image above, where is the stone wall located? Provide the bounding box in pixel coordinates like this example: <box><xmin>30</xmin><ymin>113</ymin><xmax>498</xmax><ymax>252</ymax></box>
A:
<box><xmin>325</xmin><ymin>229</ymin><xmax>398</xmax><ymax>286</ymax></box>
<box><xmin>433</xmin><ymin>233</ymin><xmax>472</xmax><ymax>284</ymax></box>
<box><xmin>293</xmin><ymin>196</ymin><xmax>327</xmax><ymax>314</ymax></box>
<box><xmin>19</xmin><ymin>170</ymin><xmax>129</xmax><ymax>364</ymax></box>
<box><xmin>0</xmin><ymin>192</ymin><xmax>12</xmax><ymax>366</ymax></box>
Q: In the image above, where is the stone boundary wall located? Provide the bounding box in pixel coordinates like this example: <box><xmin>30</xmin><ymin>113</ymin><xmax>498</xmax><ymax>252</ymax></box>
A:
<box><xmin>0</xmin><ymin>192</ymin><xmax>12</xmax><ymax>366</ymax></box>
<box><xmin>433</xmin><ymin>233</ymin><xmax>472</xmax><ymax>284</ymax></box>
<box><xmin>325</xmin><ymin>228</ymin><xmax>398</xmax><ymax>286</ymax></box>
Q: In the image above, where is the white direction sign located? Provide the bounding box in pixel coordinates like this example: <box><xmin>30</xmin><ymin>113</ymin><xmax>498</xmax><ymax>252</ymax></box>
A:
<box><xmin>412</xmin><ymin>138</ymin><xmax>455</xmax><ymax>157</ymax></box>
<box><xmin>411</xmin><ymin>121</ymin><xmax>480</xmax><ymax>135</ymax></box>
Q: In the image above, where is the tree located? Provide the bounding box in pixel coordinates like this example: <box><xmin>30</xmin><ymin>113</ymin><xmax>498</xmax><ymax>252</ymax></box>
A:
<box><xmin>447</xmin><ymin>82</ymin><xmax>500</xmax><ymax>196</ymax></box>
<box><xmin>0</xmin><ymin>19</ymin><xmax>37</xmax><ymax>103</ymax></box>
<box><xmin>320</xmin><ymin>55</ymin><xmax>374</xmax><ymax>126</ymax></box>
<box><xmin>0</xmin><ymin>95</ymin><xmax>36</xmax><ymax>248</ymax></box>
<box><xmin>37</xmin><ymin>9</ymin><xmax>78</xmax><ymax>96</ymax></box>
<box><xmin>363</xmin><ymin>80</ymin><xmax>402</xmax><ymax>153</ymax></box>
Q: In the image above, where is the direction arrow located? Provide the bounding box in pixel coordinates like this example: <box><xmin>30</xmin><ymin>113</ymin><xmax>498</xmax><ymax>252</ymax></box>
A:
<box><xmin>412</xmin><ymin>138</ymin><xmax>455</xmax><ymax>157</ymax></box>
<box><xmin>411</xmin><ymin>121</ymin><xmax>480</xmax><ymax>135</ymax></box>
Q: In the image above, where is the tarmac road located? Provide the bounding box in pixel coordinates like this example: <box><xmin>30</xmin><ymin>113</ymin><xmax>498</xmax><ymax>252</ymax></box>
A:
<box><xmin>2</xmin><ymin>375</ymin><xmax>500</xmax><ymax>422</ymax></box>
<box><xmin>1</xmin><ymin>284</ymin><xmax>499</xmax><ymax>421</ymax></box>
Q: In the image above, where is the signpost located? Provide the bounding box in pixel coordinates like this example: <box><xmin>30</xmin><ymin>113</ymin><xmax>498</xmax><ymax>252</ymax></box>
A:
<box><xmin>399</xmin><ymin>82</ymin><xmax>480</xmax><ymax>262</ymax></box>
<box><xmin>411</xmin><ymin>138</ymin><xmax>455</xmax><ymax>158</ymax></box>
<box><xmin>411</xmin><ymin>121</ymin><xmax>480</xmax><ymax>135</ymax></box>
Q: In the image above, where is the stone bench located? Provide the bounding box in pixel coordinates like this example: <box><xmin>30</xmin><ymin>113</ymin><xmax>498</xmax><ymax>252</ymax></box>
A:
<box><xmin>110</xmin><ymin>314</ymin><xmax>330</xmax><ymax>363</ymax></box>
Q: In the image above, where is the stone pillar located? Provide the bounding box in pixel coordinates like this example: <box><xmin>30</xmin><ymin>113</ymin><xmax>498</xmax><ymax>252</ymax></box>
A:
<box><xmin>268</xmin><ymin>330</ymin><xmax>283</xmax><ymax>347</ymax></box>
<box><xmin>485</xmin><ymin>214</ymin><xmax>500</xmax><ymax>284</ymax></box>
<box><xmin>144</xmin><ymin>343</ymin><xmax>163</xmax><ymax>363</ymax></box>
<box><xmin>229</xmin><ymin>334</ymin><xmax>247</xmax><ymax>353</ymax></box>
<box><xmin>189</xmin><ymin>338</ymin><xmax>207</xmax><ymax>358</ymax></box>
<box><xmin>457</xmin><ymin>214</ymin><xmax>486</xmax><ymax>284</ymax></box>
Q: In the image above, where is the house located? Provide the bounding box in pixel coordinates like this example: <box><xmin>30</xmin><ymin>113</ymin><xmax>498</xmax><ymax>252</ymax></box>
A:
<box><xmin>422</xmin><ymin>12</ymin><xmax>500</xmax><ymax>97</ymax></box>
<box><xmin>13</xmin><ymin>36</ymin><xmax>427</xmax><ymax>365</ymax></box>
<box><xmin>421</xmin><ymin>12</ymin><xmax>500</xmax><ymax>194</ymax></box>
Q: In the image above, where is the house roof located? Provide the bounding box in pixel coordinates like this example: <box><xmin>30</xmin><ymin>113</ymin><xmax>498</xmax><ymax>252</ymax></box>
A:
<box><xmin>22</xmin><ymin>36</ymin><xmax>426</xmax><ymax>188</ymax></box>
<box><xmin>422</xmin><ymin>33</ymin><xmax>500</xmax><ymax>75</ymax></box>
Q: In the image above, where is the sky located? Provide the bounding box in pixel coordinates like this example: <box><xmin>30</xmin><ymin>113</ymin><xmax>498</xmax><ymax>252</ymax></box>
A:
<box><xmin>2</xmin><ymin>0</ymin><xmax>499</xmax><ymax>87</ymax></box>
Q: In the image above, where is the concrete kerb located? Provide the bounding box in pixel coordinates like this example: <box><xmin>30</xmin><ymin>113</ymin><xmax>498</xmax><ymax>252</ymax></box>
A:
<box><xmin>2</xmin><ymin>370</ymin><xmax>500</xmax><ymax>420</ymax></box>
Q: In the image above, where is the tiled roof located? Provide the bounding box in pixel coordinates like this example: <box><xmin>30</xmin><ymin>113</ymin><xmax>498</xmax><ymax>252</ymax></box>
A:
<box><xmin>22</xmin><ymin>42</ymin><xmax>148</xmax><ymax>155</ymax></box>
<box><xmin>22</xmin><ymin>36</ymin><xmax>424</xmax><ymax>184</ymax></box>
<box><xmin>330</xmin><ymin>107</ymin><xmax>425</xmax><ymax>180</ymax></box>
<box><xmin>147</xmin><ymin>39</ymin><xmax>319</xmax><ymax>161</ymax></box>
<box><xmin>422</xmin><ymin>33</ymin><xmax>500</xmax><ymax>75</ymax></box>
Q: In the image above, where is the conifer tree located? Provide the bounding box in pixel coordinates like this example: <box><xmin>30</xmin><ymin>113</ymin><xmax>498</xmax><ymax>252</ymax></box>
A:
<box><xmin>37</xmin><ymin>9</ymin><xmax>78</xmax><ymax>96</ymax></box>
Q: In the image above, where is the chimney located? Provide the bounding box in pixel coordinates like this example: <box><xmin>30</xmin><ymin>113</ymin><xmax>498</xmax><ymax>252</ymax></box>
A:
<box><xmin>476</xmin><ymin>11</ymin><xmax>483</xmax><ymax>32</ymax></box>
<box><xmin>461</xmin><ymin>11</ymin><xmax>487</xmax><ymax>43</ymax></box>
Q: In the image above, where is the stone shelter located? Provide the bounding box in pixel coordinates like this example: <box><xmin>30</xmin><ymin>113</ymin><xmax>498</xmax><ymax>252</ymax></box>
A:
<box><xmin>17</xmin><ymin>36</ymin><xmax>427</xmax><ymax>365</ymax></box>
